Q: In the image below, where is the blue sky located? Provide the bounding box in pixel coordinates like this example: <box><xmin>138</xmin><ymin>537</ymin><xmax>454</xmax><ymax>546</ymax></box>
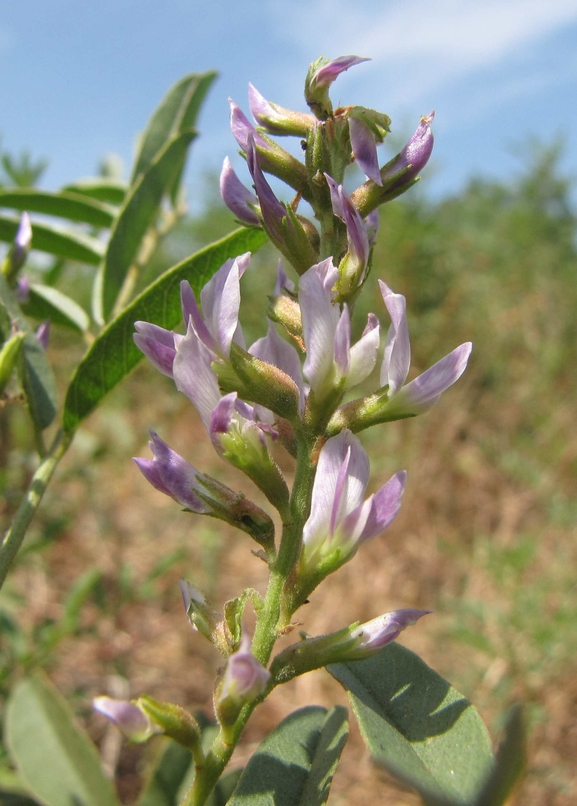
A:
<box><xmin>1</xmin><ymin>0</ymin><xmax>577</xmax><ymax>210</ymax></box>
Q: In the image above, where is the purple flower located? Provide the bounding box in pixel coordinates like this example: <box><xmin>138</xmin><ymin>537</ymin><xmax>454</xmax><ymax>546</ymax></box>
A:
<box><xmin>347</xmin><ymin>609</ymin><xmax>432</xmax><ymax>658</ymax></box>
<box><xmin>305</xmin><ymin>55</ymin><xmax>369</xmax><ymax>118</ymax></box>
<box><xmin>248</xmin><ymin>83</ymin><xmax>315</xmax><ymax>137</ymax></box>
<box><xmin>133</xmin><ymin>430</ymin><xmax>212</xmax><ymax>513</ymax></box>
<box><xmin>325</xmin><ymin>175</ymin><xmax>370</xmax><ymax>291</ymax></box>
<box><xmin>15</xmin><ymin>275</ymin><xmax>30</xmax><ymax>304</ymax></box>
<box><xmin>299</xmin><ymin>259</ymin><xmax>379</xmax><ymax>398</ymax></box>
<box><xmin>35</xmin><ymin>320</ymin><xmax>50</xmax><ymax>350</ymax></box>
<box><xmin>249</xmin><ymin>322</ymin><xmax>305</xmax><ymax>413</ymax></box>
<box><xmin>220</xmin><ymin>157</ymin><xmax>260</xmax><ymax>226</ymax></box>
<box><xmin>382</xmin><ymin>112</ymin><xmax>435</xmax><ymax>191</ymax></box>
<box><xmin>300</xmin><ymin>429</ymin><xmax>406</xmax><ymax>574</ymax></box>
<box><xmin>349</xmin><ymin>116</ymin><xmax>382</xmax><ymax>185</ymax></box>
<box><xmin>133</xmin><ymin>321</ymin><xmax>182</xmax><ymax>378</ymax></box>
<box><xmin>180</xmin><ymin>253</ymin><xmax>250</xmax><ymax>360</ymax></box>
<box><xmin>379</xmin><ymin>280</ymin><xmax>472</xmax><ymax>413</ymax></box>
<box><xmin>246</xmin><ymin>135</ymin><xmax>287</xmax><ymax>244</ymax></box>
<box><xmin>93</xmin><ymin>697</ymin><xmax>157</xmax><ymax>742</ymax></box>
<box><xmin>218</xmin><ymin>633</ymin><xmax>270</xmax><ymax>708</ymax></box>
<box><xmin>229</xmin><ymin>98</ymin><xmax>270</xmax><ymax>153</ymax></box>
<box><xmin>9</xmin><ymin>212</ymin><xmax>32</xmax><ymax>275</ymax></box>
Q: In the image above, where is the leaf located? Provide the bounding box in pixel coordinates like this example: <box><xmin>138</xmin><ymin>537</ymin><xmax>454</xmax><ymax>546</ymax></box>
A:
<box><xmin>329</xmin><ymin>643</ymin><xmax>494</xmax><ymax>806</ymax></box>
<box><xmin>25</xmin><ymin>284</ymin><xmax>90</xmax><ymax>332</ymax></box>
<box><xmin>227</xmin><ymin>705</ymin><xmax>348</xmax><ymax>806</ymax></box>
<box><xmin>131</xmin><ymin>71</ymin><xmax>217</xmax><ymax>185</ymax></box>
<box><xmin>0</xmin><ymin>188</ymin><xmax>116</xmax><ymax>228</ymax></box>
<box><xmin>62</xmin><ymin>179</ymin><xmax>127</xmax><ymax>206</ymax></box>
<box><xmin>138</xmin><ymin>740</ymin><xmax>193</xmax><ymax>806</ymax></box>
<box><xmin>0</xmin><ymin>272</ymin><xmax>57</xmax><ymax>429</ymax></box>
<box><xmin>472</xmin><ymin>705</ymin><xmax>526</xmax><ymax>806</ymax></box>
<box><xmin>0</xmin><ymin>789</ymin><xmax>42</xmax><ymax>806</ymax></box>
<box><xmin>96</xmin><ymin>130</ymin><xmax>197</xmax><ymax>323</ymax></box>
<box><xmin>5</xmin><ymin>674</ymin><xmax>120</xmax><ymax>806</ymax></box>
<box><xmin>0</xmin><ymin>214</ymin><xmax>104</xmax><ymax>265</ymax></box>
<box><xmin>63</xmin><ymin>227</ymin><xmax>267</xmax><ymax>432</ymax></box>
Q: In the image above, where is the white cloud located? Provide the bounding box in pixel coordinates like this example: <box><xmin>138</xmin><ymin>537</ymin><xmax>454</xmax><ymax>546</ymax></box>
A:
<box><xmin>268</xmin><ymin>0</ymin><xmax>577</xmax><ymax>103</ymax></box>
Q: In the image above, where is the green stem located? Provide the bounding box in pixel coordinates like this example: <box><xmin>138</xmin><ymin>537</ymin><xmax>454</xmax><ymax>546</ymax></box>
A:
<box><xmin>0</xmin><ymin>429</ymin><xmax>72</xmax><ymax>590</ymax></box>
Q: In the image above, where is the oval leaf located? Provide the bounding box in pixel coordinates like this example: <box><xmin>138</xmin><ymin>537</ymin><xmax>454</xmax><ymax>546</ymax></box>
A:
<box><xmin>25</xmin><ymin>284</ymin><xmax>90</xmax><ymax>332</ymax></box>
<box><xmin>329</xmin><ymin>643</ymin><xmax>494</xmax><ymax>806</ymax></box>
<box><xmin>97</xmin><ymin>130</ymin><xmax>197</xmax><ymax>322</ymax></box>
<box><xmin>63</xmin><ymin>226</ymin><xmax>267</xmax><ymax>432</ymax></box>
<box><xmin>0</xmin><ymin>188</ymin><xmax>116</xmax><ymax>228</ymax></box>
<box><xmin>5</xmin><ymin>674</ymin><xmax>120</xmax><ymax>806</ymax></box>
<box><xmin>0</xmin><ymin>214</ymin><xmax>104</xmax><ymax>265</ymax></box>
<box><xmin>62</xmin><ymin>179</ymin><xmax>127</xmax><ymax>206</ymax></box>
<box><xmin>227</xmin><ymin>706</ymin><xmax>348</xmax><ymax>806</ymax></box>
<box><xmin>131</xmin><ymin>71</ymin><xmax>217</xmax><ymax>184</ymax></box>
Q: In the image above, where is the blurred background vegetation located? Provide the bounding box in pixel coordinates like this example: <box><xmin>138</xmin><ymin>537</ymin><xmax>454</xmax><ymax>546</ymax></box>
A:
<box><xmin>0</xmin><ymin>139</ymin><xmax>575</xmax><ymax>805</ymax></box>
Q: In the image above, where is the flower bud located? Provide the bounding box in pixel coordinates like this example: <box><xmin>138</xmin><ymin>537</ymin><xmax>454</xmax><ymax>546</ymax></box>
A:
<box><xmin>220</xmin><ymin>157</ymin><xmax>260</xmax><ymax>226</ymax></box>
<box><xmin>216</xmin><ymin>634</ymin><xmax>270</xmax><ymax>724</ymax></box>
<box><xmin>269</xmin><ymin>610</ymin><xmax>431</xmax><ymax>683</ymax></box>
<box><xmin>351</xmin><ymin>112</ymin><xmax>435</xmax><ymax>216</ymax></box>
<box><xmin>35</xmin><ymin>320</ymin><xmax>50</xmax><ymax>350</ymax></box>
<box><xmin>305</xmin><ymin>55</ymin><xmax>369</xmax><ymax>120</ymax></box>
<box><xmin>0</xmin><ymin>331</ymin><xmax>25</xmax><ymax>395</ymax></box>
<box><xmin>2</xmin><ymin>213</ymin><xmax>32</xmax><ymax>282</ymax></box>
<box><xmin>248</xmin><ymin>83</ymin><xmax>315</xmax><ymax>137</ymax></box>
<box><xmin>93</xmin><ymin>696</ymin><xmax>158</xmax><ymax>743</ymax></box>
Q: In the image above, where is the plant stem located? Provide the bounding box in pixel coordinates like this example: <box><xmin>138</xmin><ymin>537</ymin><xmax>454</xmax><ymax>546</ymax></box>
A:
<box><xmin>0</xmin><ymin>428</ymin><xmax>72</xmax><ymax>590</ymax></box>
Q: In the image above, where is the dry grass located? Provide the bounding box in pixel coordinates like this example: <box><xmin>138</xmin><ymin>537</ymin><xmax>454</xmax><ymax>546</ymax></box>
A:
<box><xmin>3</xmin><ymin>348</ymin><xmax>575</xmax><ymax>804</ymax></box>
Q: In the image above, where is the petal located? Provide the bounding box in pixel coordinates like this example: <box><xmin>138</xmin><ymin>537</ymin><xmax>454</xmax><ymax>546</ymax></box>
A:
<box><xmin>200</xmin><ymin>253</ymin><xmax>250</xmax><ymax>356</ymax></box>
<box><xmin>354</xmin><ymin>608</ymin><xmax>432</xmax><ymax>650</ymax></box>
<box><xmin>250</xmin><ymin>322</ymin><xmax>305</xmax><ymax>410</ymax></box>
<box><xmin>246</xmin><ymin>135</ymin><xmax>286</xmax><ymax>241</ymax></box>
<box><xmin>210</xmin><ymin>391</ymin><xmax>237</xmax><ymax>436</ymax></box>
<box><xmin>333</xmin><ymin>306</ymin><xmax>351</xmax><ymax>380</ymax></box>
<box><xmin>93</xmin><ymin>697</ymin><xmax>152</xmax><ymax>741</ymax></box>
<box><xmin>303</xmin><ymin>430</ymin><xmax>370</xmax><ymax>550</ymax></box>
<box><xmin>229</xmin><ymin>98</ymin><xmax>267</xmax><ymax>152</ymax></box>
<box><xmin>324</xmin><ymin>173</ymin><xmax>344</xmax><ymax>219</ymax></box>
<box><xmin>310</xmin><ymin>55</ymin><xmax>370</xmax><ymax>91</ymax></box>
<box><xmin>382</xmin><ymin>111</ymin><xmax>435</xmax><ymax>191</ymax></box>
<box><xmin>299</xmin><ymin>258</ymin><xmax>340</xmax><ymax>391</ymax></box>
<box><xmin>379</xmin><ymin>280</ymin><xmax>411</xmax><ymax>394</ymax></box>
<box><xmin>220</xmin><ymin>157</ymin><xmax>260</xmax><ymax>226</ymax></box>
<box><xmin>357</xmin><ymin>470</ymin><xmax>406</xmax><ymax>543</ymax></box>
<box><xmin>133</xmin><ymin>321</ymin><xmax>178</xmax><ymax>378</ymax></box>
<box><xmin>347</xmin><ymin>313</ymin><xmax>380</xmax><ymax>388</ymax></box>
<box><xmin>173</xmin><ymin>323</ymin><xmax>222</xmax><ymax>429</ymax></box>
<box><xmin>349</xmin><ymin>116</ymin><xmax>382</xmax><ymax>185</ymax></box>
<box><xmin>146</xmin><ymin>430</ymin><xmax>209</xmax><ymax>512</ymax></box>
<box><xmin>399</xmin><ymin>342</ymin><xmax>472</xmax><ymax>411</ymax></box>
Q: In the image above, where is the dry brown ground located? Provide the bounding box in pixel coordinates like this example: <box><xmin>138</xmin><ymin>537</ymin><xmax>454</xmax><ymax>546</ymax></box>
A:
<box><xmin>3</xmin><ymin>356</ymin><xmax>576</xmax><ymax>805</ymax></box>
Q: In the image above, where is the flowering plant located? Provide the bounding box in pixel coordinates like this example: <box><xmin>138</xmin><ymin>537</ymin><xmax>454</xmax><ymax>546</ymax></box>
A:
<box><xmin>0</xmin><ymin>56</ymin><xmax>524</xmax><ymax>806</ymax></box>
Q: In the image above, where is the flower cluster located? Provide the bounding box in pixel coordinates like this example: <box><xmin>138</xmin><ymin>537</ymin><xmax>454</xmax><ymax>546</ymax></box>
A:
<box><xmin>97</xmin><ymin>55</ymin><xmax>471</xmax><ymax>755</ymax></box>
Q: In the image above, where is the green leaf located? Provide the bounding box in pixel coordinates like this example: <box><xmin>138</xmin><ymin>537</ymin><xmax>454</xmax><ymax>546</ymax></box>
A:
<box><xmin>472</xmin><ymin>705</ymin><xmax>526</xmax><ymax>806</ymax></box>
<box><xmin>0</xmin><ymin>789</ymin><xmax>42</xmax><ymax>806</ymax></box>
<box><xmin>0</xmin><ymin>273</ymin><xmax>57</xmax><ymax>429</ymax></box>
<box><xmin>5</xmin><ymin>674</ymin><xmax>120</xmax><ymax>806</ymax></box>
<box><xmin>131</xmin><ymin>71</ymin><xmax>217</xmax><ymax>185</ymax></box>
<box><xmin>62</xmin><ymin>179</ymin><xmax>127</xmax><ymax>206</ymax></box>
<box><xmin>0</xmin><ymin>214</ymin><xmax>104</xmax><ymax>265</ymax></box>
<box><xmin>0</xmin><ymin>188</ymin><xmax>116</xmax><ymax>228</ymax></box>
<box><xmin>227</xmin><ymin>705</ymin><xmax>348</xmax><ymax>806</ymax></box>
<box><xmin>25</xmin><ymin>283</ymin><xmax>90</xmax><ymax>332</ymax></box>
<box><xmin>329</xmin><ymin>643</ymin><xmax>494</xmax><ymax>806</ymax></box>
<box><xmin>63</xmin><ymin>227</ymin><xmax>267</xmax><ymax>432</ymax></box>
<box><xmin>138</xmin><ymin>740</ymin><xmax>193</xmax><ymax>806</ymax></box>
<box><xmin>96</xmin><ymin>130</ymin><xmax>197</xmax><ymax>323</ymax></box>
